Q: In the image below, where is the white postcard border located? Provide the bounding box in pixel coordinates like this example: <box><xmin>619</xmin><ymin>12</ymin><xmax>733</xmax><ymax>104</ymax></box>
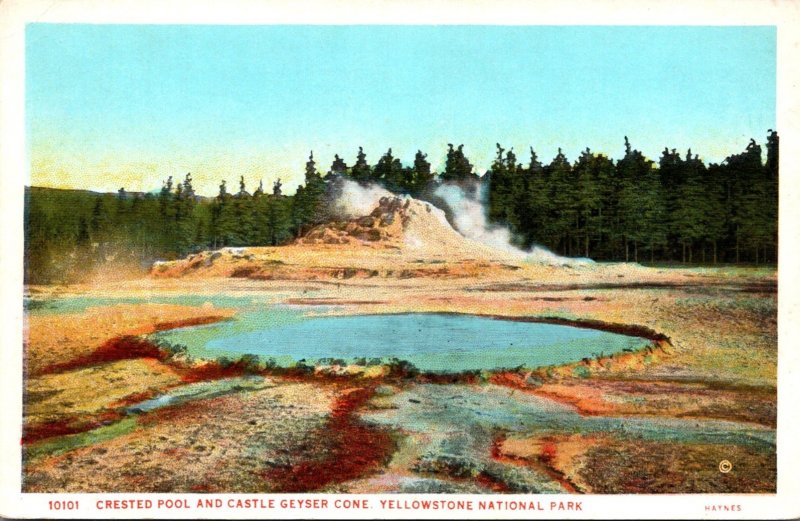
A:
<box><xmin>1</xmin><ymin>1</ymin><xmax>798</xmax><ymax>519</ymax></box>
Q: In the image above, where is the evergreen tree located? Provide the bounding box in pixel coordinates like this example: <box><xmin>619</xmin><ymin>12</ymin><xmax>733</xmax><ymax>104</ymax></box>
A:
<box><xmin>729</xmin><ymin>139</ymin><xmax>772</xmax><ymax>263</ymax></box>
<box><xmin>115</xmin><ymin>188</ymin><xmax>128</xmax><ymax>217</ymax></box>
<box><xmin>350</xmin><ymin>147</ymin><xmax>371</xmax><ymax>184</ymax></box>
<box><xmin>210</xmin><ymin>180</ymin><xmax>236</xmax><ymax>248</ymax></box>
<box><xmin>304</xmin><ymin>152</ymin><xmax>326</xmax><ymax>218</ymax></box>
<box><xmin>658</xmin><ymin>147</ymin><xmax>684</xmax><ymax>260</ymax></box>
<box><xmin>375</xmin><ymin>148</ymin><xmax>405</xmax><ymax>193</ymax></box>
<box><xmin>291</xmin><ymin>185</ymin><xmax>308</xmax><ymax>237</ymax></box>
<box><xmin>441</xmin><ymin>144</ymin><xmax>477</xmax><ymax>183</ymax></box>
<box><xmin>264</xmin><ymin>195</ymin><xmax>292</xmax><ymax>246</ymax></box>
<box><xmin>232</xmin><ymin>177</ymin><xmax>255</xmax><ymax>245</ymax></box>
<box><xmin>545</xmin><ymin>148</ymin><xmax>575</xmax><ymax>255</ymax></box>
<box><xmin>486</xmin><ymin>144</ymin><xmax>522</xmax><ymax>231</ymax></box>
<box><xmin>182</xmin><ymin>173</ymin><xmax>196</xmax><ymax>199</ymax></box>
<box><xmin>173</xmin><ymin>173</ymin><xmax>197</xmax><ymax>254</ymax></box>
<box><xmin>764</xmin><ymin>129</ymin><xmax>779</xmax><ymax>262</ymax></box>
<box><xmin>411</xmin><ymin>150</ymin><xmax>434</xmax><ymax>195</ymax></box>
<box><xmin>617</xmin><ymin>138</ymin><xmax>665</xmax><ymax>262</ymax></box>
<box><xmin>766</xmin><ymin>129</ymin><xmax>779</xmax><ymax>178</ymax></box>
<box><xmin>703</xmin><ymin>163</ymin><xmax>728</xmax><ymax>263</ymax></box>
<box><xmin>158</xmin><ymin>176</ymin><xmax>174</xmax><ymax>219</ymax></box>
<box><xmin>253</xmin><ymin>179</ymin><xmax>265</xmax><ymax>198</ymax></box>
<box><xmin>328</xmin><ymin>154</ymin><xmax>349</xmax><ymax>178</ymax></box>
<box><xmin>571</xmin><ymin>148</ymin><xmax>604</xmax><ymax>258</ymax></box>
<box><xmin>516</xmin><ymin>147</ymin><xmax>548</xmax><ymax>248</ymax></box>
<box><xmin>292</xmin><ymin>151</ymin><xmax>327</xmax><ymax>236</ymax></box>
<box><xmin>670</xmin><ymin>149</ymin><xmax>708</xmax><ymax>262</ymax></box>
<box><xmin>305</xmin><ymin>151</ymin><xmax>321</xmax><ymax>185</ymax></box>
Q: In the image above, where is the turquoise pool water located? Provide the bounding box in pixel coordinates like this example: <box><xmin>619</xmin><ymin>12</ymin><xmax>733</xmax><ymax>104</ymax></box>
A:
<box><xmin>153</xmin><ymin>307</ymin><xmax>650</xmax><ymax>372</ymax></box>
<box><xmin>25</xmin><ymin>294</ymin><xmax>650</xmax><ymax>372</ymax></box>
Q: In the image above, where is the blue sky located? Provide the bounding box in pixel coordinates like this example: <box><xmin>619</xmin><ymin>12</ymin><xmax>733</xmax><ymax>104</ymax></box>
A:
<box><xmin>26</xmin><ymin>24</ymin><xmax>776</xmax><ymax>195</ymax></box>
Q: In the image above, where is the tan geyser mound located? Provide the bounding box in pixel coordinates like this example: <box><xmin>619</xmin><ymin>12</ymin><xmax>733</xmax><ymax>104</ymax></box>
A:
<box><xmin>297</xmin><ymin>195</ymin><xmax>511</xmax><ymax>258</ymax></box>
<box><xmin>150</xmin><ymin>194</ymin><xmax>524</xmax><ymax>280</ymax></box>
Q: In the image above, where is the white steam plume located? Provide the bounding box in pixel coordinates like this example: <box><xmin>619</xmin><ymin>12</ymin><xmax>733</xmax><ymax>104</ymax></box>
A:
<box><xmin>434</xmin><ymin>182</ymin><xmax>593</xmax><ymax>266</ymax></box>
<box><xmin>328</xmin><ymin>178</ymin><xmax>395</xmax><ymax>218</ymax></box>
<box><xmin>327</xmin><ymin>177</ymin><xmax>591</xmax><ymax>266</ymax></box>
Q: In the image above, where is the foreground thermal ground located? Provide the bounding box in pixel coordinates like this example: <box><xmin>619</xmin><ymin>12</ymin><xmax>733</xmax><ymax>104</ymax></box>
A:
<box><xmin>22</xmin><ymin>199</ymin><xmax>777</xmax><ymax>493</ymax></box>
<box><xmin>22</xmin><ymin>257</ymin><xmax>776</xmax><ymax>493</ymax></box>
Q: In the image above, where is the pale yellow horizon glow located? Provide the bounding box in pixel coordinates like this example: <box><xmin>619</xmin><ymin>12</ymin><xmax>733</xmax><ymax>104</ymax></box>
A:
<box><xmin>29</xmin><ymin>135</ymin><xmax>752</xmax><ymax>197</ymax></box>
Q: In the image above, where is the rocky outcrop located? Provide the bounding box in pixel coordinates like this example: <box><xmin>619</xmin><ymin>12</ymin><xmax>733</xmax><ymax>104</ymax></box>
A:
<box><xmin>296</xmin><ymin>196</ymin><xmax>413</xmax><ymax>247</ymax></box>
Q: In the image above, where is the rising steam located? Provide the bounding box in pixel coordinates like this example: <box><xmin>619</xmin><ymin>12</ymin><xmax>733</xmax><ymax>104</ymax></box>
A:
<box><xmin>328</xmin><ymin>177</ymin><xmax>591</xmax><ymax>266</ymax></box>
<box><xmin>433</xmin><ymin>183</ymin><xmax>522</xmax><ymax>256</ymax></box>
<box><xmin>327</xmin><ymin>177</ymin><xmax>396</xmax><ymax>219</ymax></box>
<box><xmin>433</xmin><ymin>183</ymin><xmax>592</xmax><ymax>266</ymax></box>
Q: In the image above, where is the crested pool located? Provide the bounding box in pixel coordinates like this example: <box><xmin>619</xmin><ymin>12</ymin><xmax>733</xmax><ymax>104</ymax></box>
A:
<box><xmin>152</xmin><ymin>305</ymin><xmax>650</xmax><ymax>373</ymax></box>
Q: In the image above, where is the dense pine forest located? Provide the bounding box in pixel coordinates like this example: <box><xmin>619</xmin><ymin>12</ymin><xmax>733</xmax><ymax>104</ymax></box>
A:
<box><xmin>25</xmin><ymin>132</ymin><xmax>778</xmax><ymax>284</ymax></box>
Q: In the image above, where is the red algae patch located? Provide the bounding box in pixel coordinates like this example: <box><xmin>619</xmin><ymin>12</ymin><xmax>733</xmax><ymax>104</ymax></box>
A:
<box><xmin>264</xmin><ymin>385</ymin><xmax>396</xmax><ymax>492</ymax></box>
<box><xmin>475</xmin><ymin>472</ymin><xmax>511</xmax><ymax>492</ymax></box>
<box><xmin>23</xmin><ymin>358</ymin><xmax>183</xmax><ymax>444</ymax></box>
<box><xmin>151</xmin><ymin>315</ymin><xmax>231</xmax><ymax>332</ymax></box>
<box><xmin>36</xmin><ymin>314</ymin><xmax>234</xmax><ymax>378</ymax></box>
<box><xmin>39</xmin><ymin>336</ymin><xmax>166</xmax><ymax>375</ymax></box>
<box><xmin>177</xmin><ymin>361</ymin><xmax>249</xmax><ymax>383</ymax></box>
<box><xmin>490</xmin><ymin>434</ymin><xmax>579</xmax><ymax>493</ymax></box>
<box><xmin>22</xmin><ymin>410</ymin><xmax>124</xmax><ymax>445</ymax></box>
<box><xmin>534</xmin><ymin>378</ymin><xmax>775</xmax><ymax>427</ymax></box>
<box><xmin>23</xmin><ymin>380</ymin><xmax>336</xmax><ymax>492</ymax></box>
<box><xmin>107</xmin><ymin>390</ymin><xmax>160</xmax><ymax>408</ymax></box>
<box><xmin>25</xmin><ymin>303</ymin><xmax>236</xmax><ymax>376</ymax></box>
<box><xmin>488</xmin><ymin>370</ymin><xmax>776</xmax><ymax>427</ymax></box>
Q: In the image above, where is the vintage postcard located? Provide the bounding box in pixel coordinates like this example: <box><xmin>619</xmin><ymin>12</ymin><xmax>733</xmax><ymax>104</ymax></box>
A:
<box><xmin>1</xmin><ymin>0</ymin><xmax>799</xmax><ymax>518</ymax></box>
